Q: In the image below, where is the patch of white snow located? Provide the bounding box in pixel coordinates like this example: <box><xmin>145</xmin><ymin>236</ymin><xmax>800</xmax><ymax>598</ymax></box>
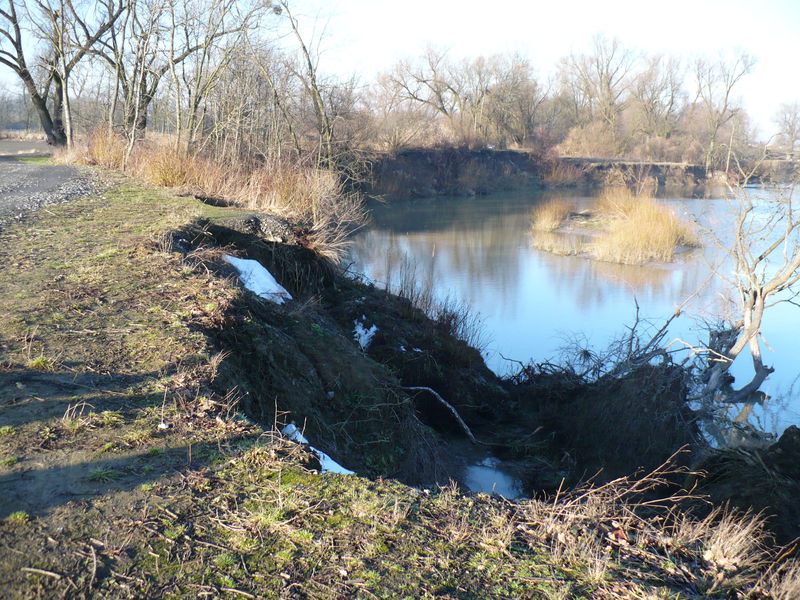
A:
<box><xmin>280</xmin><ymin>424</ymin><xmax>354</xmax><ymax>475</ymax></box>
<box><xmin>281</xmin><ymin>423</ymin><xmax>309</xmax><ymax>444</ymax></box>
<box><xmin>353</xmin><ymin>316</ymin><xmax>378</xmax><ymax>350</ymax></box>
<box><xmin>223</xmin><ymin>255</ymin><xmax>292</xmax><ymax>304</ymax></box>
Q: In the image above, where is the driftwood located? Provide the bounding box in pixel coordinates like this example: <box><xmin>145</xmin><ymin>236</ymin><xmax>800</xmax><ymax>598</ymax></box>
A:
<box><xmin>400</xmin><ymin>385</ymin><xmax>477</xmax><ymax>444</ymax></box>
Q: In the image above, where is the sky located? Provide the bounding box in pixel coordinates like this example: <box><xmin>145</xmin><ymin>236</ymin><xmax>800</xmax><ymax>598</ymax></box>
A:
<box><xmin>291</xmin><ymin>0</ymin><xmax>800</xmax><ymax>139</ymax></box>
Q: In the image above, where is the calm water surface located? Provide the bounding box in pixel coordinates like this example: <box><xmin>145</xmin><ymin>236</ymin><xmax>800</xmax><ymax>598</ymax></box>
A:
<box><xmin>349</xmin><ymin>188</ymin><xmax>800</xmax><ymax>437</ymax></box>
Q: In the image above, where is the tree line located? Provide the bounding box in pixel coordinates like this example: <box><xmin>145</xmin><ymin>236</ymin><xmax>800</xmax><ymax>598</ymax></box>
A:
<box><xmin>2</xmin><ymin>1</ymin><xmax>799</xmax><ymax>172</ymax></box>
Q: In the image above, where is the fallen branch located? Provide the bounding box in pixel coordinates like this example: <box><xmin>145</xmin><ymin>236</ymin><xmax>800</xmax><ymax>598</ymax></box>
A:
<box><xmin>21</xmin><ymin>567</ymin><xmax>62</xmax><ymax>580</ymax></box>
<box><xmin>400</xmin><ymin>386</ymin><xmax>477</xmax><ymax>444</ymax></box>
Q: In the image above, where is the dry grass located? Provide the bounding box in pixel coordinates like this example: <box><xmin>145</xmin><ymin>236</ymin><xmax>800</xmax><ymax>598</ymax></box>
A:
<box><xmin>542</xmin><ymin>160</ymin><xmax>585</xmax><ymax>187</ymax></box>
<box><xmin>62</xmin><ymin>130</ymin><xmax>366</xmax><ymax>262</ymax></box>
<box><xmin>530</xmin><ymin>199</ymin><xmax>575</xmax><ymax>232</ymax></box>
<box><xmin>590</xmin><ymin>187</ymin><xmax>699</xmax><ymax>265</ymax></box>
<box><xmin>518</xmin><ymin>457</ymin><xmax>789</xmax><ymax>598</ymax></box>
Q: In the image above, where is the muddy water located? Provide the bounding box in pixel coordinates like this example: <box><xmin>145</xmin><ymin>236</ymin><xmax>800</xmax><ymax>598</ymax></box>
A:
<box><xmin>350</xmin><ymin>188</ymin><xmax>800</xmax><ymax>438</ymax></box>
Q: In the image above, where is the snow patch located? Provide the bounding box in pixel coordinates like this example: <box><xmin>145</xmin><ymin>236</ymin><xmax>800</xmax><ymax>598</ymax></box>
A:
<box><xmin>281</xmin><ymin>423</ymin><xmax>308</xmax><ymax>444</ymax></box>
<box><xmin>280</xmin><ymin>424</ymin><xmax>354</xmax><ymax>475</ymax></box>
<box><xmin>353</xmin><ymin>316</ymin><xmax>378</xmax><ymax>350</ymax></box>
<box><xmin>223</xmin><ymin>255</ymin><xmax>292</xmax><ymax>304</ymax></box>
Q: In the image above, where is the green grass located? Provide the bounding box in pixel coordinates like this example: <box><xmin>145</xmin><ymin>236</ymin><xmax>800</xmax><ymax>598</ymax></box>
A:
<box><xmin>5</xmin><ymin>511</ymin><xmax>29</xmax><ymax>523</ymax></box>
<box><xmin>15</xmin><ymin>155</ymin><xmax>52</xmax><ymax>165</ymax></box>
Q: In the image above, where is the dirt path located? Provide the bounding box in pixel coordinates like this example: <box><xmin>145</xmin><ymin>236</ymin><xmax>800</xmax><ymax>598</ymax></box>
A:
<box><xmin>0</xmin><ymin>140</ymin><xmax>98</xmax><ymax>227</ymax></box>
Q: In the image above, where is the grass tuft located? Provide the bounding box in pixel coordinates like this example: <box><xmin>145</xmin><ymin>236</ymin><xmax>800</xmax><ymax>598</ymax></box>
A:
<box><xmin>590</xmin><ymin>187</ymin><xmax>699</xmax><ymax>264</ymax></box>
<box><xmin>5</xmin><ymin>511</ymin><xmax>29</xmax><ymax>523</ymax></box>
<box><xmin>530</xmin><ymin>199</ymin><xmax>575</xmax><ymax>232</ymax></box>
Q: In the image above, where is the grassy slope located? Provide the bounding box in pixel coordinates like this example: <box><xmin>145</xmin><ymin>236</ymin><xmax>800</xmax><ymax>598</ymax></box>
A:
<box><xmin>0</xmin><ymin>172</ymin><xmax>794</xmax><ymax>599</ymax></box>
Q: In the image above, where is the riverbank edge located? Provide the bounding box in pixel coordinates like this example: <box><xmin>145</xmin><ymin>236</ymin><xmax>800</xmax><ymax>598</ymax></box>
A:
<box><xmin>362</xmin><ymin>148</ymin><xmax>712</xmax><ymax>200</ymax></box>
<box><xmin>1</xmin><ymin>168</ymin><xmax>799</xmax><ymax>597</ymax></box>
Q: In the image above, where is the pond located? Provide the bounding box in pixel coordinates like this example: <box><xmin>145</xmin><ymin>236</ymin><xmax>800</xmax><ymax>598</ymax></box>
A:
<box><xmin>348</xmin><ymin>187</ymin><xmax>800</xmax><ymax>439</ymax></box>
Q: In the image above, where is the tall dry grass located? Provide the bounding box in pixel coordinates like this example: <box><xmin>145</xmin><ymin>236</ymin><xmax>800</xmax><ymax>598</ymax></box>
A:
<box><xmin>62</xmin><ymin>130</ymin><xmax>366</xmax><ymax>262</ymax></box>
<box><xmin>590</xmin><ymin>187</ymin><xmax>699</xmax><ymax>265</ymax></box>
<box><xmin>530</xmin><ymin>198</ymin><xmax>575</xmax><ymax>232</ymax></box>
<box><xmin>541</xmin><ymin>160</ymin><xmax>585</xmax><ymax>187</ymax></box>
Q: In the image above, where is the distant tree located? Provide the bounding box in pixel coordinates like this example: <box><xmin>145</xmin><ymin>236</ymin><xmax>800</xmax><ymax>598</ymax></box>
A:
<box><xmin>628</xmin><ymin>54</ymin><xmax>684</xmax><ymax>141</ymax></box>
<box><xmin>774</xmin><ymin>101</ymin><xmax>800</xmax><ymax>156</ymax></box>
<box><xmin>691</xmin><ymin>51</ymin><xmax>755</xmax><ymax>173</ymax></box>
<box><xmin>559</xmin><ymin>35</ymin><xmax>635</xmax><ymax>153</ymax></box>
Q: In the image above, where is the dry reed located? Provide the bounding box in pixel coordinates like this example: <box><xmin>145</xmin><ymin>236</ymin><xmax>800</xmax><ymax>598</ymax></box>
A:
<box><xmin>63</xmin><ymin>130</ymin><xmax>366</xmax><ymax>262</ymax></box>
<box><xmin>530</xmin><ymin>198</ymin><xmax>575</xmax><ymax>232</ymax></box>
<box><xmin>590</xmin><ymin>187</ymin><xmax>699</xmax><ymax>265</ymax></box>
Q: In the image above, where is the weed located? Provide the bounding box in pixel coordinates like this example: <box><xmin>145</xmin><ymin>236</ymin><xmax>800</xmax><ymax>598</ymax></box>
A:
<box><xmin>0</xmin><ymin>426</ymin><xmax>16</xmax><ymax>436</ymax></box>
<box><xmin>96</xmin><ymin>410</ymin><xmax>124</xmax><ymax>427</ymax></box>
<box><xmin>87</xmin><ymin>467</ymin><xmax>124</xmax><ymax>482</ymax></box>
<box><xmin>0</xmin><ymin>456</ymin><xmax>19</xmax><ymax>467</ymax></box>
<box><xmin>164</xmin><ymin>524</ymin><xmax>187</xmax><ymax>540</ymax></box>
<box><xmin>213</xmin><ymin>552</ymin><xmax>238</xmax><ymax>568</ymax></box>
<box><xmin>6</xmin><ymin>511</ymin><xmax>29</xmax><ymax>523</ymax></box>
<box><xmin>26</xmin><ymin>355</ymin><xmax>56</xmax><ymax>372</ymax></box>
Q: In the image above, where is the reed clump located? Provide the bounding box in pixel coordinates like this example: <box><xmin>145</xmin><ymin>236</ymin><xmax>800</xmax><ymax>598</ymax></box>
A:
<box><xmin>590</xmin><ymin>187</ymin><xmax>699</xmax><ymax>264</ymax></box>
<box><xmin>530</xmin><ymin>198</ymin><xmax>575</xmax><ymax>232</ymax></box>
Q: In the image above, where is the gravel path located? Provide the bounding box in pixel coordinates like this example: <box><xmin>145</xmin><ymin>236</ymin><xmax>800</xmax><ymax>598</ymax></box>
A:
<box><xmin>0</xmin><ymin>140</ymin><xmax>103</xmax><ymax>228</ymax></box>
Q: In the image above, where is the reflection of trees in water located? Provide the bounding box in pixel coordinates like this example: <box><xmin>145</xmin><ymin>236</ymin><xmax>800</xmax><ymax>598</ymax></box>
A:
<box><xmin>352</xmin><ymin>205</ymin><xmax>720</xmax><ymax>316</ymax></box>
<box><xmin>351</xmin><ymin>209</ymin><xmax>530</xmax><ymax>309</ymax></box>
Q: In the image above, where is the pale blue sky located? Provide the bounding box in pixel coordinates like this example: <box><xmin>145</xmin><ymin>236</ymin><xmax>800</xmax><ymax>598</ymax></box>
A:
<box><xmin>294</xmin><ymin>0</ymin><xmax>800</xmax><ymax>138</ymax></box>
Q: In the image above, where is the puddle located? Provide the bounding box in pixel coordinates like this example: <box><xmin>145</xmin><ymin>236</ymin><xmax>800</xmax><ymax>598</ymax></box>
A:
<box><xmin>464</xmin><ymin>457</ymin><xmax>524</xmax><ymax>499</ymax></box>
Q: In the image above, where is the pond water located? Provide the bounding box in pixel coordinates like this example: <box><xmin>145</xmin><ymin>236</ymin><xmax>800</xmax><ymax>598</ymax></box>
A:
<box><xmin>349</xmin><ymin>187</ymin><xmax>800</xmax><ymax>438</ymax></box>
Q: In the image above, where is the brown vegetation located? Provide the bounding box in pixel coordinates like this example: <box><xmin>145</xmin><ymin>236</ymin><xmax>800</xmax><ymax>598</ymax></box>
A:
<box><xmin>591</xmin><ymin>187</ymin><xmax>700</xmax><ymax>264</ymax></box>
<box><xmin>58</xmin><ymin>130</ymin><xmax>366</xmax><ymax>262</ymax></box>
<box><xmin>530</xmin><ymin>198</ymin><xmax>575</xmax><ymax>232</ymax></box>
<box><xmin>530</xmin><ymin>187</ymin><xmax>700</xmax><ymax>265</ymax></box>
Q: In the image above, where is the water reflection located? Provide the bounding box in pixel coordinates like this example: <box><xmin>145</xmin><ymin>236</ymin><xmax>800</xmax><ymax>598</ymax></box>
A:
<box><xmin>350</xmin><ymin>189</ymin><xmax>800</xmax><ymax>436</ymax></box>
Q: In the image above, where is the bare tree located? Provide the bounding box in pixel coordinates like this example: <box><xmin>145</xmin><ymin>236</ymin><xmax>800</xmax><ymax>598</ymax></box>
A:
<box><xmin>560</xmin><ymin>35</ymin><xmax>635</xmax><ymax>150</ymax></box>
<box><xmin>692</xmin><ymin>51</ymin><xmax>755</xmax><ymax>174</ymax></box>
<box><xmin>628</xmin><ymin>54</ymin><xmax>684</xmax><ymax>141</ymax></box>
<box><xmin>774</xmin><ymin>101</ymin><xmax>800</xmax><ymax>157</ymax></box>
<box><xmin>0</xmin><ymin>0</ymin><xmax>123</xmax><ymax>145</ymax></box>
<box><xmin>698</xmin><ymin>175</ymin><xmax>800</xmax><ymax>404</ymax></box>
<box><xmin>92</xmin><ymin>0</ymin><xmax>267</xmax><ymax>142</ymax></box>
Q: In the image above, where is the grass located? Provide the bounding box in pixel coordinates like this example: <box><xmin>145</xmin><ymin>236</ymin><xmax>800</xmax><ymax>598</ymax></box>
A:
<box><xmin>58</xmin><ymin>130</ymin><xmax>366</xmax><ymax>263</ymax></box>
<box><xmin>590</xmin><ymin>187</ymin><xmax>700</xmax><ymax>264</ymax></box>
<box><xmin>530</xmin><ymin>198</ymin><xmax>575</xmax><ymax>232</ymax></box>
<box><xmin>529</xmin><ymin>187</ymin><xmax>700</xmax><ymax>265</ymax></box>
<box><xmin>15</xmin><ymin>155</ymin><xmax>52</xmax><ymax>165</ymax></box>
